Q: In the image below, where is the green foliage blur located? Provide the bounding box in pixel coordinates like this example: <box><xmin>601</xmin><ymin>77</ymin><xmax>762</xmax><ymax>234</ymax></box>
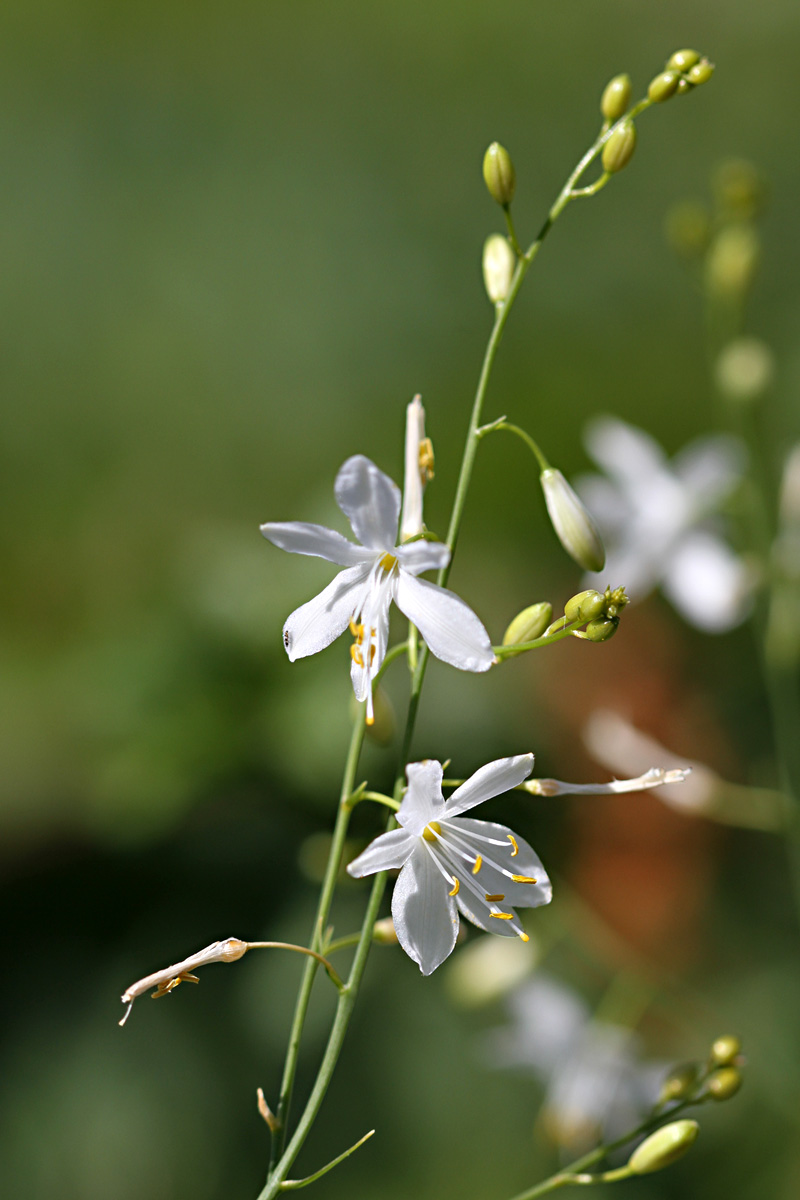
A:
<box><xmin>2</xmin><ymin>2</ymin><xmax>799</xmax><ymax>1198</ymax></box>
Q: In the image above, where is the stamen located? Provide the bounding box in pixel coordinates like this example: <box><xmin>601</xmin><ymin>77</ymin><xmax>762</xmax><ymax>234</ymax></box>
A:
<box><xmin>369</xmin><ymin>644</ymin><xmax>376</xmax><ymax>665</ymax></box>
<box><xmin>490</xmin><ymin>912</ymin><xmax>514</xmax><ymax>921</ymax></box>
<box><xmin>366</xmin><ymin>714</ymin><xmax>375</xmax><ymax>726</ymax></box>
<box><xmin>350</xmin><ymin>645</ymin><xmax>364</xmax><ymax>667</ymax></box>
<box><xmin>484</xmin><ymin>893</ymin><xmax>505</xmax><ymax>902</ymax></box>
<box><xmin>423</xmin><ymin>820</ymin><xmax>442</xmax><ymax>843</ymax></box>
<box><xmin>349</xmin><ymin>619</ymin><xmax>364</xmax><ymax>640</ymax></box>
<box><xmin>448</xmin><ymin>878</ymin><xmax>460</xmax><ymax>896</ymax></box>
<box><xmin>378</xmin><ymin>553</ymin><xmax>398</xmax><ymax>572</ymax></box>
<box><xmin>507</xmin><ymin>834</ymin><xmax>519</xmax><ymax>857</ymax></box>
<box><xmin>511</xmin><ymin>874</ymin><xmax>537</xmax><ymax>884</ymax></box>
<box><xmin>519</xmin><ymin>931</ymin><xmax>530</xmax><ymax>943</ymax></box>
<box><xmin>472</xmin><ymin>855</ymin><xmax>482</xmax><ymax>875</ymax></box>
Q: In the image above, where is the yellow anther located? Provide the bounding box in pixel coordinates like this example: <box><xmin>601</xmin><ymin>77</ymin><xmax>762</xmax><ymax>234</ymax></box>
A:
<box><xmin>507</xmin><ymin>835</ymin><xmax>519</xmax><ymax>857</ymax></box>
<box><xmin>490</xmin><ymin>912</ymin><xmax>514</xmax><ymax>921</ymax></box>
<box><xmin>448</xmin><ymin>878</ymin><xmax>460</xmax><ymax>897</ymax></box>
<box><xmin>369</xmin><ymin>644</ymin><xmax>376</xmax><ymax>665</ymax></box>
<box><xmin>366</xmin><ymin>714</ymin><xmax>375</xmax><ymax>726</ymax></box>
<box><xmin>350</xmin><ymin>645</ymin><xmax>364</xmax><ymax>668</ymax></box>
<box><xmin>519</xmin><ymin>931</ymin><xmax>530</xmax><ymax>943</ymax></box>
<box><xmin>349</xmin><ymin>619</ymin><xmax>364</xmax><ymax>640</ymax></box>
<box><xmin>511</xmin><ymin>874</ymin><xmax>537</xmax><ymax>884</ymax></box>
<box><xmin>422</xmin><ymin>820</ymin><xmax>442</xmax><ymax>843</ymax></box>
<box><xmin>379</xmin><ymin>553</ymin><xmax>398</xmax><ymax>573</ymax></box>
<box><xmin>472</xmin><ymin>855</ymin><xmax>482</xmax><ymax>875</ymax></box>
<box><xmin>485</xmin><ymin>893</ymin><xmax>505</xmax><ymax>902</ymax></box>
<box><xmin>419</xmin><ymin>437</ymin><xmax>435</xmax><ymax>483</ymax></box>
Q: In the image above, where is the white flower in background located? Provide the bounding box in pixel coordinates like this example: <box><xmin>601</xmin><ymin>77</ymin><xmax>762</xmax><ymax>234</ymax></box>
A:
<box><xmin>261</xmin><ymin>453</ymin><xmax>494</xmax><ymax>722</ymax></box>
<box><xmin>485</xmin><ymin>975</ymin><xmax>664</xmax><ymax>1152</ymax></box>
<box><xmin>574</xmin><ymin>416</ymin><xmax>751</xmax><ymax>632</ymax></box>
<box><xmin>347</xmin><ymin>756</ymin><xmax>551</xmax><ymax>974</ymax></box>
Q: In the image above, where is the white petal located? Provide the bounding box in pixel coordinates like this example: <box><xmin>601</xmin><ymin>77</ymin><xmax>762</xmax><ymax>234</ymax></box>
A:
<box><xmin>282</xmin><ymin>563</ymin><xmax>370</xmax><ymax>660</ymax></box>
<box><xmin>335</xmin><ymin>455</ymin><xmax>401</xmax><ymax>551</ymax></box>
<box><xmin>260</xmin><ymin>521</ymin><xmax>372</xmax><ymax>566</ymax></box>
<box><xmin>396</xmin><ymin>760</ymin><xmax>445</xmax><ymax>835</ymax></box>
<box><xmin>585</xmin><ymin>417</ymin><xmax>669</xmax><ymax>493</ymax></box>
<box><xmin>671</xmin><ymin>434</ymin><xmax>746</xmax><ymax>509</ymax></box>
<box><xmin>391</xmin><ymin>847</ymin><xmax>459</xmax><ymax>975</ymax></box>
<box><xmin>446</xmin><ymin>817</ymin><xmax>552</xmax><ymax>913</ymax></box>
<box><xmin>349</xmin><ymin>568</ymin><xmax>393</xmax><ymax>705</ymax></box>
<box><xmin>395</xmin><ymin>539</ymin><xmax>451</xmax><ymax>574</ymax></box>
<box><xmin>347</xmin><ymin>828</ymin><xmax>414</xmax><ymax>877</ymax></box>
<box><xmin>399</xmin><ymin>395</ymin><xmax>426</xmax><ymax>542</ymax></box>
<box><xmin>447</xmin><ymin>754</ymin><xmax>534</xmax><ymax>816</ymax></box>
<box><xmin>528</xmin><ymin>768</ymin><xmax>690</xmax><ymax>796</ymax></box>
<box><xmin>394</xmin><ymin>572</ymin><xmax>494</xmax><ymax>672</ymax></box>
<box><xmin>663</xmin><ymin>531</ymin><xmax>751</xmax><ymax>632</ymax></box>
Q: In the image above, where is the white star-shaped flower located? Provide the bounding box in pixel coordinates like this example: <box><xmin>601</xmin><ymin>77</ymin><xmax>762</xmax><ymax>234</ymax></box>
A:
<box><xmin>575</xmin><ymin>416</ymin><xmax>751</xmax><ymax>632</ymax></box>
<box><xmin>347</xmin><ymin>756</ymin><xmax>551</xmax><ymax>974</ymax></box>
<box><xmin>261</xmin><ymin>454</ymin><xmax>494</xmax><ymax>721</ymax></box>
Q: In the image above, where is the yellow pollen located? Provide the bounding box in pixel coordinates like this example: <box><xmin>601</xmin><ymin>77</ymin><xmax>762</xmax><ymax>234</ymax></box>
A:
<box><xmin>472</xmin><ymin>855</ymin><xmax>482</xmax><ymax>875</ymax></box>
<box><xmin>422</xmin><ymin>820</ymin><xmax>442</xmax><ymax>843</ymax></box>
<box><xmin>350</xmin><ymin>645</ymin><xmax>364</xmax><ymax>667</ymax></box>
<box><xmin>379</xmin><ymin>553</ymin><xmax>398</xmax><ymax>572</ymax></box>
<box><xmin>419</xmin><ymin>438</ymin><xmax>435</xmax><ymax>483</ymax></box>
<box><xmin>448</xmin><ymin>878</ymin><xmax>460</xmax><ymax>896</ymax></box>
<box><xmin>369</xmin><ymin>644</ymin><xmax>376</xmax><ymax>665</ymax></box>
<box><xmin>507</xmin><ymin>834</ymin><xmax>519</xmax><ymax>857</ymax></box>
<box><xmin>511</xmin><ymin>874</ymin><xmax>537</xmax><ymax>884</ymax></box>
<box><xmin>490</xmin><ymin>912</ymin><xmax>514</xmax><ymax>921</ymax></box>
<box><xmin>349</xmin><ymin>619</ymin><xmax>364</xmax><ymax>640</ymax></box>
<box><xmin>485</xmin><ymin>893</ymin><xmax>505</xmax><ymax>902</ymax></box>
<box><xmin>366</xmin><ymin>715</ymin><xmax>375</xmax><ymax>726</ymax></box>
<box><xmin>519</xmin><ymin>932</ymin><xmax>530</xmax><ymax>943</ymax></box>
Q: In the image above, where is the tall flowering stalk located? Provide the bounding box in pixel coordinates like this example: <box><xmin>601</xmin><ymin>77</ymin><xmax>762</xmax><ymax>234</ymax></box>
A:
<box><xmin>118</xmin><ymin>49</ymin><xmax>744</xmax><ymax>1200</ymax></box>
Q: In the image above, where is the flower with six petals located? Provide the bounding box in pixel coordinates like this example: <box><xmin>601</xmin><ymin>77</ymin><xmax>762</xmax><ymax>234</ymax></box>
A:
<box><xmin>261</xmin><ymin>455</ymin><xmax>494</xmax><ymax>721</ymax></box>
<box><xmin>347</xmin><ymin>756</ymin><xmax>552</xmax><ymax>974</ymax></box>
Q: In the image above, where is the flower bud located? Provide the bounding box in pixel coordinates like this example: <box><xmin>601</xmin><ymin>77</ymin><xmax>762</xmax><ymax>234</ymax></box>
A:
<box><xmin>714</xmin><ymin>338</ymin><xmax>774</xmax><ymax>404</ymax></box>
<box><xmin>601</xmin><ymin>73</ymin><xmax>632</xmax><ymax>122</ymax></box>
<box><xmin>502</xmin><ymin>602</ymin><xmax>553</xmax><ymax>646</ymax></box>
<box><xmin>706</xmin><ymin>1066</ymin><xmax>742</xmax><ymax>1100</ymax></box>
<box><xmin>686</xmin><ymin>58</ymin><xmax>714</xmax><ymax>86</ymax></box>
<box><xmin>482</xmin><ymin>142</ymin><xmax>516</xmax><ymax>207</ymax></box>
<box><xmin>659</xmin><ymin>1062</ymin><xmax>702</xmax><ymax>1104</ymax></box>
<box><xmin>711</xmin><ymin>1035</ymin><xmax>742</xmax><ymax>1066</ymax></box>
<box><xmin>667</xmin><ymin>49</ymin><xmax>701</xmax><ymax>72</ymax></box>
<box><xmin>676</xmin><ymin>78</ymin><xmax>692</xmax><ymax>95</ymax></box>
<box><xmin>602</xmin><ymin>119</ymin><xmax>636</xmax><ymax>174</ymax></box>
<box><xmin>628</xmin><ymin>1120</ymin><xmax>699</xmax><ymax>1174</ymax></box>
<box><xmin>648</xmin><ymin>70</ymin><xmax>681</xmax><ymax>103</ymax></box>
<box><xmin>564</xmin><ymin>589</ymin><xmax>606</xmax><ymax>624</ymax></box>
<box><xmin>577</xmin><ymin>616</ymin><xmax>619</xmax><ymax>642</ymax></box>
<box><xmin>706</xmin><ymin>225</ymin><xmax>759</xmax><ymax>298</ymax></box>
<box><xmin>540</xmin><ymin>468</ymin><xmax>606</xmax><ymax>572</ymax></box>
<box><xmin>714</xmin><ymin>160</ymin><xmax>763</xmax><ymax>219</ymax></box>
<box><xmin>372</xmin><ymin>917</ymin><xmax>398</xmax><ymax>944</ymax></box>
<box><xmin>482</xmin><ymin>234</ymin><xmax>516</xmax><ymax>304</ymax></box>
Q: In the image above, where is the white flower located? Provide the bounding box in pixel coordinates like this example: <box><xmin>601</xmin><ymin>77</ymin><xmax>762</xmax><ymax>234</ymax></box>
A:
<box><xmin>486</xmin><ymin>975</ymin><xmax>664</xmax><ymax>1152</ymax></box>
<box><xmin>575</xmin><ymin>416</ymin><xmax>751</xmax><ymax>632</ymax></box>
<box><xmin>261</xmin><ymin>455</ymin><xmax>494</xmax><ymax>722</ymax></box>
<box><xmin>347</xmin><ymin>756</ymin><xmax>551</xmax><ymax>974</ymax></box>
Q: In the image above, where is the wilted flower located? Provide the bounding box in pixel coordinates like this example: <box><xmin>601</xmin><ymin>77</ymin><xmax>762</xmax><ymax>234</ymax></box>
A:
<box><xmin>347</xmin><ymin>756</ymin><xmax>551</xmax><ymax>974</ymax></box>
<box><xmin>575</xmin><ymin>416</ymin><xmax>752</xmax><ymax>632</ymax></box>
<box><xmin>261</xmin><ymin>455</ymin><xmax>494</xmax><ymax>722</ymax></box>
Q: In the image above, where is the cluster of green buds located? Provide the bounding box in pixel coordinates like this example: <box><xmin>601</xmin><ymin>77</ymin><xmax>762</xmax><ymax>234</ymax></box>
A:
<box><xmin>658</xmin><ymin>1035</ymin><xmax>744</xmax><ymax>1107</ymax></box>
<box><xmin>567</xmin><ymin>585</ymin><xmax>629</xmax><ymax>642</ymax></box>
<box><xmin>648</xmin><ymin>48</ymin><xmax>715</xmax><ymax>103</ymax></box>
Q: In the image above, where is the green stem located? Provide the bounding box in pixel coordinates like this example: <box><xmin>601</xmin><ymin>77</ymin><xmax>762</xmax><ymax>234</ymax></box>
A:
<box><xmin>482</xmin><ymin>421</ymin><xmax>551</xmax><ymax>472</ymax></box>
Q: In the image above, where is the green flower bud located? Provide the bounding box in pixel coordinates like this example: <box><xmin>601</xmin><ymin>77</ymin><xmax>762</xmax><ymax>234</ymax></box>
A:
<box><xmin>667</xmin><ymin>48</ymin><xmax>701</xmax><ymax>72</ymax></box>
<box><xmin>482</xmin><ymin>142</ymin><xmax>516</xmax><ymax>207</ymax></box>
<box><xmin>711</xmin><ymin>1035</ymin><xmax>742</xmax><ymax>1066</ymax></box>
<box><xmin>686</xmin><ymin>58</ymin><xmax>715</xmax><ymax>86</ymax></box>
<box><xmin>659</xmin><ymin>1062</ymin><xmax>703</xmax><ymax>1104</ymax></box>
<box><xmin>628</xmin><ymin>1120</ymin><xmax>699</xmax><ymax>1174</ymax></box>
<box><xmin>648</xmin><ymin>70</ymin><xmax>681</xmax><ymax>103</ymax></box>
<box><xmin>713</xmin><ymin>159</ymin><xmax>764</xmax><ymax>220</ymax></box>
<box><xmin>601</xmin><ymin>73</ymin><xmax>632</xmax><ymax>122</ymax></box>
<box><xmin>578</xmin><ymin>616</ymin><xmax>619</xmax><ymax>642</ymax></box>
<box><xmin>372</xmin><ymin>917</ymin><xmax>398</xmax><ymax>944</ymax></box>
<box><xmin>714</xmin><ymin>338</ymin><xmax>774</xmax><ymax>404</ymax></box>
<box><xmin>502</xmin><ymin>602</ymin><xmax>553</xmax><ymax>646</ymax></box>
<box><xmin>707</xmin><ymin>1066</ymin><xmax>742</xmax><ymax>1100</ymax></box>
<box><xmin>706</xmin><ymin>225</ymin><xmax>760</xmax><ymax>298</ymax></box>
<box><xmin>482</xmin><ymin>234</ymin><xmax>516</xmax><ymax>304</ymax></box>
<box><xmin>564</xmin><ymin>589</ymin><xmax>606</xmax><ymax>624</ymax></box>
<box><xmin>602</xmin><ymin>119</ymin><xmax>636</xmax><ymax>174</ymax></box>
<box><xmin>676</xmin><ymin>77</ymin><xmax>693</xmax><ymax>95</ymax></box>
<box><xmin>540</xmin><ymin>468</ymin><xmax>606</xmax><ymax>572</ymax></box>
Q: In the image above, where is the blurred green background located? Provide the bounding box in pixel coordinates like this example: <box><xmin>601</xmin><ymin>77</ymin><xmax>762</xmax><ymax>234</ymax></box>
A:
<box><xmin>2</xmin><ymin>2</ymin><xmax>799</xmax><ymax>1197</ymax></box>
